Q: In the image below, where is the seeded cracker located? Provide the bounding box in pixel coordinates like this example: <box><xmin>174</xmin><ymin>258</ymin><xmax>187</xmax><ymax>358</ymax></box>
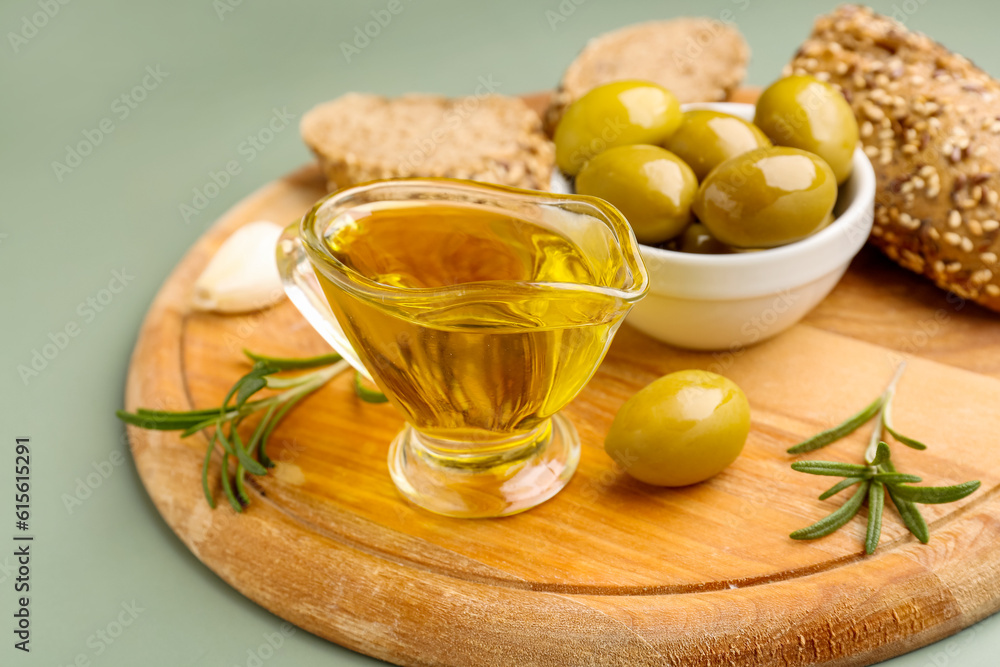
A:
<box><xmin>301</xmin><ymin>93</ymin><xmax>555</xmax><ymax>192</ymax></box>
<box><xmin>544</xmin><ymin>18</ymin><xmax>750</xmax><ymax>135</ymax></box>
<box><xmin>790</xmin><ymin>5</ymin><xmax>1000</xmax><ymax>312</ymax></box>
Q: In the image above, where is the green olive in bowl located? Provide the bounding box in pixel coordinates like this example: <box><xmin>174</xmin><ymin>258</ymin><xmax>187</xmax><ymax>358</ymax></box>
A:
<box><xmin>554</xmin><ymin>80</ymin><xmax>682</xmax><ymax>176</ymax></box>
<box><xmin>576</xmin><ymin>145</ymin><xmax>697</xmax><ymax>244</ymax></box>
<box><xmin>664</xmin><ymin>109</ymin><xmax>771</xmax><ymax>181</ymax></box>
<box><xmin>693</xmin><ymin>146</ymin><xmax>838</xmax><ymax>249</ymax></box>
<box><xmin>754</xmin><ymin>75</ymin><xmax>859</xmax><ymax>184</ymax></box>
<box><xmin>605</xmin><ymin>370</ymin><xmax>750</xmax><ymax>487</ymax></box>
<box><xmin>678</xmin><ymin>223</ymin><xmax>731</xmax><ymax>254</ymax></box>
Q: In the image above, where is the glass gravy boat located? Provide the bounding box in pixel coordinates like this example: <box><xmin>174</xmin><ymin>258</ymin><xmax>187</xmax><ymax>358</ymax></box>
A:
<box><xmin>277</xmin><ymin>178</ymin><xmax>648</xmax><ymax>518</ymax></box>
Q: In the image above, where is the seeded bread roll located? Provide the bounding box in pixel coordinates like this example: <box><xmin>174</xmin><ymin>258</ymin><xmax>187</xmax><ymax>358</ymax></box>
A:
<box><xmin>301</xmin><ymin>93</ymin><xmax>555</xmax><ymax>192</ymax></box>
<box><xmin>789</xmin><ymin>5</ymin><xmax>1000</xmax><ymax>311</ymax></box>
<box><xmin>544</xmin><ymin>18</ymin><xmax>750</xmax><ymax>135</ymax></box>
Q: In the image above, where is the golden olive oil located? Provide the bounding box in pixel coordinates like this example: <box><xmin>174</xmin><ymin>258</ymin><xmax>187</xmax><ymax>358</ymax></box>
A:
<box><xmin>317</xmin><ymin>201</ymin><xmax>628</xmax><ymax>446</ymax></box>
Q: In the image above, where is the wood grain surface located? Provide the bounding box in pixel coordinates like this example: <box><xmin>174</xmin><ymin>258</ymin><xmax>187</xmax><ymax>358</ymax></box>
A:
<box><xmin>124</xmin><ymin>92</ymin><xmax>1000</xmax><ymax>667</ymax></box>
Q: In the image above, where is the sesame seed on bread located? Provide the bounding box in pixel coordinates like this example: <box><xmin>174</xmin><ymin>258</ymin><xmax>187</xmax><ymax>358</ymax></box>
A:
<box><xmin>789</xmin><ymin>4</ymin><xmax>1000</xmax><ymax>311</ymax></box>
<box><xmin>301</xmin><ymin>93</ymin><xmax>555</xmax><ymax>192</ymax></box>
<box><xmin>544</xmin><ymin>18</ymin><xmax>750</xmax><ymax>135</ymax></box>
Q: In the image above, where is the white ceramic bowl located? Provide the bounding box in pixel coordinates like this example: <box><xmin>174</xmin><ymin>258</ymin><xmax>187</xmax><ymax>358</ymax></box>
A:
<box><xmin>593</xmin><ymin>102</ymin><xmax>875</xmax><ymax>351</ymax></box>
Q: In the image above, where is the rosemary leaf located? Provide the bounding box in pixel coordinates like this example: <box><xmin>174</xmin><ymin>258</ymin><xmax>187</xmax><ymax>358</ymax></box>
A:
<box><xmin>116</xmin><ymin>410</ymin><xmax>207</xmax><ymax>431</ymax></box>
<box><xmin>219</xmin><ymin>454</ymin><xmax>242</xmax><ymax>512</ymax></box>
<box><xmin>181</xmin><ymin>415</ymin><xmax>232</xmax><ymax>438</ymax></box>
<box><xmin>865</xmin><ymin>481</ymin><xmax>885</xmax><ymax>554</ymax></box>
<box><xmin>819</xmin><ymin>477</ymin><xmax>864</xmax><ymax>501</ymax></box>
<box><xmin>236</xmin><ymin>376</ymin><xmax>269</xmax><ymax>410</ymax></box>
<box><xmin>231</xmin><ymin>362</ymin><xmax>274</xmax><ymax>409</ymax></box>
<box><xmin>215</xmin><ymin>422</ymin><xmax>237</xmax><ymax>458</ymax></box>
<box><xmin>354</xmin><ymin>372</ymin><xmax>388</xmax><ymax>403</ymax></box>
<box><xmin>246</xmin><ymin>404</ymin><xmax>278</xmax><ymax>468</ymax></box>
<box><xmin>229</xmin><ymin>425</ymin><xmax>266</xmax><ymax>476</ymax></box>
<box><xmin>883</xmin><ymin>395</ymin><xmax>928</xmax><ymax>450</ymax></box>
<box><xmin>136</xmin><ymin>406</ymin><xmax>223</xmax><ymax>418</ymax></box>
<box><xmin>787</xmin><ymin>395</ymin><xmax>883</xmax><ymax>454</ymax></box>
<box><xmin>869</xmin><ymin>441</ymin><xmax>891</xmax><ymax>467</ymax></box>
<box><xmin>870</xmin><ymin>472</ymin><xmax>922</xmax><ymax>485</ymax></box>
<box><xmin>891</xmin><ymin>481</ymin><xmax>981</xmax><ymax>504</ymax></box>
<box><xmin>884</xmin><ymin>424</ymin><xmax>929</xmax><ymax>451</ymax></box>
<box><xmin>244</xmin><ymin>349</ymin><xmax>343</xmax><ymax>370</ymax></box>
<box><xmin>234</xmin><ymin>461</ymin><xmax>250</xmax><ymax>506</ymax></box>
<box><xmin>791</xmin><ymin>482</ymin><xmax>870</xmax><ymax>540</ymax></box>
<box><xmin>201</xmin><ymin>430</ymin><xmax>218</xmax><ymax>509</ymax></box>
<box><xmin>791</xmin><ymin>461</ymin><xmax>871</xmax><ymax>477</ymax></box>
<box><xmin>886</xmin><ymin>485</ymin><xmax>930</xmax><ymax>544</ymax></box>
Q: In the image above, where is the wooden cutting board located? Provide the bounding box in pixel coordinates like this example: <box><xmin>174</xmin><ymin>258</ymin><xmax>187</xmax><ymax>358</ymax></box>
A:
<box><xmin>124</xmin><ymin>92</ymin><xmax>1000</xmax><ymax>667</ymax></box>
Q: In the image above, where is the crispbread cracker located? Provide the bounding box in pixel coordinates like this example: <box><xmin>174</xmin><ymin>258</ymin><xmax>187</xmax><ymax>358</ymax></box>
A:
<box><xmin>301</xmin><ymin>93</ymin><xmax>554</xmax><ymax>192</ymax></box>
<box><xmin>544</xmin><ymin>18</ymin><xmax>750</xmax><ymax>134</ymax></box>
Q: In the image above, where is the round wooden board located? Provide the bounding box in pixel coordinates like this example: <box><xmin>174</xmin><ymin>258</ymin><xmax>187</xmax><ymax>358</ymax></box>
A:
<box><xmin>125</xmin><ymin>92</ymin><xmax>1000</xmax><ymax>667</ymax></box>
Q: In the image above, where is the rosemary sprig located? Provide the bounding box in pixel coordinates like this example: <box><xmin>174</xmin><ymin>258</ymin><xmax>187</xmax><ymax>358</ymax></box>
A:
<box><xmin>787</xmin><ymin>365</ymin><xmax>981</xmax><ymax>554</ymax></box>
<box><xmin>118</xmin><ymin>349</ymin><xmax>387</xmax><ymax>511</ymax></box>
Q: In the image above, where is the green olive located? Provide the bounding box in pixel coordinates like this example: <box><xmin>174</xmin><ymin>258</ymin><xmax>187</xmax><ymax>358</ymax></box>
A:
<box><xmin>678</xmin><ymin>223</ymin><xmax>731</xmax><ymax>254</ymax></box>
<box><xmin>754</xmin><ymin>75</ymin><xmax>859</xmax><ymax>184</ymax></box>
<box><xmin>605</xmin><ymin>370</ymin><xmax>750</xmax><ymax>487</ymax></box>
<box><xmin>576</xmin><ymin>145</ymin><xmax>697</xmax><ymax>244</ymax></box>
<box><xmin>664</xmin><ymin>110</ymin><xmax>771</xmax><ymax>181</ymax></box>
<box><xmin>693</xmin><ymin>146</ymin><xmax>837</xmax><ymax>249</ymax></box>
<box><xmin>554</xmin><ymin>80</ymin><xmax>682</xmax><ymax>176</ymax></box>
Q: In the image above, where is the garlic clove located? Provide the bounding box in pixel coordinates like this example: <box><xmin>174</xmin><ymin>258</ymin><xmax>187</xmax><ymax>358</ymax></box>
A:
<box><xmin>192</xmin><ymin>220</ymin><xmax>286</xmax><ymax>313</ymax></box>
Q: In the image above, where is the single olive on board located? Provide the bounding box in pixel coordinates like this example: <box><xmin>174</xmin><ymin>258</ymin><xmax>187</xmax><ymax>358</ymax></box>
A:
<box><xmin>576</xmin><ymin>144</ymin><xmax>697</xmax><ymax>245</ymax></box>
<box><xmin>664</xmin><ymin>109</ymin><xmax>772</xmax><ymax>181</ymax></box>
<box><xmin>693</xmin><ymin>146</ymin><xmax>838</xmax><ymax>249</ymax></box>
<box><xmin>678</xmin><ymin>223</ymin><xmax>731</xmax><ymax>254</ymax></box>
<box><xmin>753</xmin><ymin>75</ymin><xmax>859</xmax><ymax>184</ymax></box>
<box><xmin>604</xmin><ymin>370</ymin><xmax>751</xmax><ymax>487</ymax></box>
<box><xmin>554</xmin><ymin>80</ymin><xmax>682</xmax><ymax>176</ymax></box>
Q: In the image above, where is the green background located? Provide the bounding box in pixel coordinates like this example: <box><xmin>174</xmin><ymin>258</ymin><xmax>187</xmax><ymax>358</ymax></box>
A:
<box><xmin>1</xmin><ymin>0</ymin><xmax>997</xmax><ymax>664</ymax></box>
